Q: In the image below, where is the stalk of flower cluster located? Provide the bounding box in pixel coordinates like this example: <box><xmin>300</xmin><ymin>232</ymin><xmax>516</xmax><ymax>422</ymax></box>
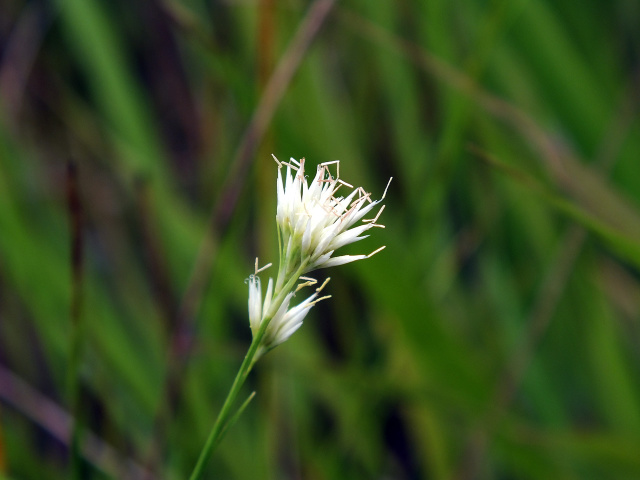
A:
<box><xmin>188</xmin><ymin>157</ymin><xmax>390</xmax><ymax>480</ymax></box>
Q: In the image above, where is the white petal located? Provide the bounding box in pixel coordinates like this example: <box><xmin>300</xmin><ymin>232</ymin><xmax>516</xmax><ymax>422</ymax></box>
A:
<box><xmin>301</xmin><ymin>217</ymin><xmax>314</xmax><ymax>254</ymax></box>
<box><xmin>248</xmin><ymin>276</ymin><xmax>262</xmax><ymax>332</ymax></box>
<box><xmin>309</xmin><ymin>250</ymin><xmax>334</xmax><ymax>270</ymax></box>
<box><xmin>281</xmin><ymin>293</ymin><xmax>316</xmax><ymax>326</ymax></box>
<box><xmin>277</xmin><ymin>169</ymin><xmax>285</xmax><ymax>213</ymax></box>
<box><xmin>343</xmin><ymin>199</ymin><xmax>380</xmax><ymax>230</ymax></box>
<box><xmin>310</xmin><ymin>225</ymin><xmax>339</xmax><ymax>259</ymax></box>
<box><xmin>328</xmin><ymin>224</ymin><xmax>371</xmax><ymax>251</ymax></box>
<box><xmin>271</xmin><ymin>315</ymin><xmax>306</xmax><ymax>346</ymax></box>
<box><xmin>262</xmin><ymin>278</ymin><xmax>274</xmax><ymax>318</ymax></box>
<box><xmin>333</xmin><ymin>189</ymin><xmax>358</xmax><ymax>216</ymax></box>
<box><xmin>271</xmin><ymin>291</ymin><xmax>294</xmax><ymax>326</ymax></box>
<box><xmin>270</xmin><ymin>291</ymin><xmax>318</xmax><ymax>346</ymax></box>
<box><xmin>317</xmin><ymin>254</ymin><xmax>367</xmax><ymax>269</ymax></box>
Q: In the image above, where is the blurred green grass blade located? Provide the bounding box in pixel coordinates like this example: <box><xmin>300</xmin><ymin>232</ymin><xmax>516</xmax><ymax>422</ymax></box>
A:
<box><xmin>551</xmin><ymin>155</ymin><xmax>640</xmax><ymax>241</ymax></box>
<box><xmin>481</xmin><ymin>152</ymin><xmax>640</xmax><ymax>269</ymax></box>
<box><xmin>501</xmin><ymin>421</ymin><xmax>640</xmax><ymax>476</ymax></box>
<box><xmin>576</xmin><ymin>274</ymin><xmax>640</xmax><ymax>435</ymax></box>
<box><xmin>56</xmin><ymin>0</ymin><xmax>165</xmax><ymax>179</ymax></box>
<box><xmin>482</xmin><ymin>254</ymin><xmax>570</xmax><ymax>427</ymax></box>
<box><xmin>353</xmin><ymin>0</ymin><xmax>431</xmax><ymax>196</ymax></box>
<box><xmin>0</xmin><ymin>126</ymin><xmax>162</xmax><ymax>415</ymax></box>
<box><xmin>0</xmin><ymin>130</ymin><xmax>70</xmax><ymax>367</ymax></box>
<box><xmin>55</xmin><ymin>0</ymin><xmax>210</xmax><ymax>296</ymax></box>
<box><xmin>356</xmin><ymin>226</ymin><xmax>488</xmax><ymax>407</ymax></box>
<box><xmin>506</xmin><ymin>1</ymin><xmax>613</xmax><ymax>152</ymax></box>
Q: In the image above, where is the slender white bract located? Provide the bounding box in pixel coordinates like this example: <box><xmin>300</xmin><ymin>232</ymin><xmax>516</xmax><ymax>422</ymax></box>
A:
<box><xmin>248</xmin><ymin>156</ymin><xmax>390</xmax><ymax>354</ymax></box>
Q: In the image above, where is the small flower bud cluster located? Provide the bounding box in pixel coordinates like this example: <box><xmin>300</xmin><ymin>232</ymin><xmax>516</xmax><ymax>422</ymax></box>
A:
<box><xmin>248</xmin><ymin>272</ymin><xmax>330</xmax><ymax>351</ymax></box>
<box><xmin>248</xmin><ymin>156</ymin><xmax>390</xmax><ymax>354</ymax></box>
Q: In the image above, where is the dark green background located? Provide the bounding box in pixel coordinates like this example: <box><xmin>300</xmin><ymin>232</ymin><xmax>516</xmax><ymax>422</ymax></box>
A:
<box><xmin>1</xmin><ymin>0</ymin><xmax>640</xmax><ymax>478</ymax></box>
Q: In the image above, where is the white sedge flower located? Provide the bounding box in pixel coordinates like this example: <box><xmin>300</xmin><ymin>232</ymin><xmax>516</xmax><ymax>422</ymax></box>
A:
<box><xmin>274</xmin><ymin>156</ymin><xmax>390</xmax><ymax>284</ymax></box>
<box><xmin>247</xmin><ymin>156</ymin><xmax>390</xmax><ymax>354</ymax></box>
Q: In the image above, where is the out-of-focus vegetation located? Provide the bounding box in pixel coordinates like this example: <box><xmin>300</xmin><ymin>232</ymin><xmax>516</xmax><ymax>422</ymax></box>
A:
<box><xmin>1</xmin><ymin>0</ymin><xmax>640</xmax><ymax>478</ymax></box>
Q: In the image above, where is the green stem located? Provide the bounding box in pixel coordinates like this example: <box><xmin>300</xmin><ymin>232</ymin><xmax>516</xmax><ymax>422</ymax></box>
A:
<box><xmin>188</xmin><ymin>320</ymin><xmax>266</xmax><ymax>480</ymax></box>
<box><xmin>188</xmin><ymin>260</ymin><xmax>309</xmax><ymax>479</ymax></box>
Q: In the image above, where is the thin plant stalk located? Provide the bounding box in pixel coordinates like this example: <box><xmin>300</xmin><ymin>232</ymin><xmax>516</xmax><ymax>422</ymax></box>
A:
<box><xmin>187</xmin><ymin>263</ymin><xmax>307</xmax><ymax>480</ymax></box>
<box><xmin>66</xmin><ymin>162</ymin><xmax>84</xmax><ymax>479</ymax></box>
<box><xmin>186</xmin><ymin>332</ymin><xmax>261</xmax><ymax>480</ymax></box>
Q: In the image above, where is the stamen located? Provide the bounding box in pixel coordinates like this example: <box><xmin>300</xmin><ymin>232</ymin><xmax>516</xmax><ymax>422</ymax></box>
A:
<box><xmin>256</xmin><ymin>262</ymin><xmax>272</xmax><ymax>274</ymax></box>
<box><xmin>281</xmin><ymin>160</ymin><xmax>295</xmax><ymax>170</ymax></box>
<box><xmin>363</xmin><ymin>205</ymin><xmax>385</xmax><ymax>223</ymax></box>
<box><xmin>338</xmin><ymin>178</ymin><xmax>353</xmax><ymax>189</ymax></box>
<box><xmin>382</xmin><ymin>177</ymin><xmax>393</xmax><ymax>200</ymax></box>
<box><xmin>367</xmin><ymin>245</ymin><xmax>386</xmax><ymax>258</ymax></box>
<box><xmin>309</xmin><ymin>295</ymin><xmax>331</xmax><ymax>307</ymax></box>
<box><xmin>354</xmin><ymin>187</ymin><xmax>372</xmax><ymax>203</ymax></box>
<box><xmin>316</xmin><ymin>165</ymin><xmax>330</xmax><ymax>185</ymax></box>
<box><xmin>318</xmin><ymin>169</ymin><xmax>335</xmax><ymax>184</ymax></box>
<box><xmin>296</xmin><ymin>280</ymin><xmax>317</xmax><ymax>292</ymax></box>
<box><xmin>254</xmin><ymin>258</ymin><xmax>273</xmax><ymax>274</ymax></box>
<box><xmin>319</xmin><ymin>201</ymin><xmax>341</xmax><ymax>217</ymax></box>
<box><xmin>272</xmin><ymin>154</ymin><xmax>282</xmax><ymax>167</ymax></box>
<box><xmin>316</xmin><ymin>277</ymin><xmax>331</xmax><ymax>292</ymax></box>
<box><xmin>341</xmin><ymin>196</ymin><xmax>367</xmax><ymax>221</ymax></box>
<box><xmin>320</xmin><ymin>160</ymin><xmax>340</xmax><ymax>179</ymax></box>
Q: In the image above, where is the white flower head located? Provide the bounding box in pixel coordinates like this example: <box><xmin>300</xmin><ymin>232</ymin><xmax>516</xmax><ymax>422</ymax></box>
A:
<box><xmin>274</xmin><ymin>156</ymin><xmax>390</xmax><ymax>279</ymax></box>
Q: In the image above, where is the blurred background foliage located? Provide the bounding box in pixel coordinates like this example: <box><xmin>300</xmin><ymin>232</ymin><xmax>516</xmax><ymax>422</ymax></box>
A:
<box><xmin>1</xmin><ymin>0</ymin><xmax>640</xmax><ymax>478</ymax></box>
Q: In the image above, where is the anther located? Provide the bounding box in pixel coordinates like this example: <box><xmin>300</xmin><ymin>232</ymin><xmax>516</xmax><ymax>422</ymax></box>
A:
<box><xmin>382</xmin><ymin>177</ymin><xmax>393</xmax><ymax>200</ymax></box>
<box><xmin>367</xmin><ymin>246</ymin><xmax>386</xmax><ymax>258</ymax></box>
<box><xmin>316</xmin><ymin>277</ymin><xmax>331</xmax><ymax>292</ymax></box>
<box><xmin>309</xmin><ymin>295</ymin><xmax>331</xmax><ymax>307</ymax></box>
<box><xmin>363</xmin><ymin>205</ymin><xmax>385</xmax><ymax>224</ymax></box>
<box><xmin>296</xmin><ymin>280</ymin><xmax>317</xmax><ymax>292</ymax></box>
<box><xmin>254</xmin><ymin>257</ymin><xmax>272</xmax><ymax>274</ymax></box>
<box><xmin>320</xmin><ymin>160</ymin><xmax>340</xmax><ymax>179</ymax></box>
